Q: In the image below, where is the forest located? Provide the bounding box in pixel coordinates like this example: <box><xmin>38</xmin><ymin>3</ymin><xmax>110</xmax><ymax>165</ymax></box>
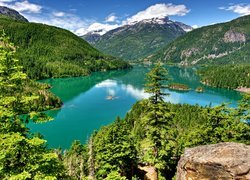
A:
<box><xmin>198</xmin><ymin>64</ymin><xmax>250</xmax><ymax>89</ymax></box>
<box><xmin>0</xmin><ymin>16</ymin><xmax>130</xmax><ymax>80</ymax></box>
<box><xmin>149</xmin><ymin>15</ymin><xmax>250</xmax><ymax>65</ymax></box>
<box><xmin>1</xmin><ymin>37</ymin><xmax>249</xmax><ymax>179</ymax></box>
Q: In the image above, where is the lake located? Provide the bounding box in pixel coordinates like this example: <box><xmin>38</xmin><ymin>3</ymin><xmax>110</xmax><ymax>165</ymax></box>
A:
<box><xmin>29</xmin><ymin>66</ymin><xmax>242</xmax><ymax>149</ymax></box>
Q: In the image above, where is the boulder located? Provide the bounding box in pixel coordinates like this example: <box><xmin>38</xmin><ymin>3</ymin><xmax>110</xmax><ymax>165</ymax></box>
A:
<box><xmin>177</xmin><ymin>142</ymin><xmax>250</xmax><ymax>180</ymax></box>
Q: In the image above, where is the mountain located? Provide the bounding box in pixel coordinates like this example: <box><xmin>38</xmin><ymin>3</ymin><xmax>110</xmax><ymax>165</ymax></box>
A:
<box><xmin>0</xmin><ymin>6</ymin><xmax>28</xmax><ymax>22</ymax></box>
<box><xmin>0</xmin><ymin>15</ymin><xmax>130</xmax><ymax>79</ymax></box>
<box><xmin>149</xmin><ymin>15</ymin><xmax>250</xmax><ymax>65</ymax></box>
<box><xmin>82</xmin><ymin>17</ymin><xmax>192</xmax><ymax>61</ymax></box>
<box><xmin>82</xmin><ymin>32</ymin><xmax>102</xmax><ymax>44</ymax></box>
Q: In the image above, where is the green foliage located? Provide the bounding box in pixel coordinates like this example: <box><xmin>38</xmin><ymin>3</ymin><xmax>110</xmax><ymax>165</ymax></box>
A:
<box><xmin>198</xmin><ymin>64</ymin><xmax>250</xmax><ymax>89</ymax></box>
<box><xmin>0</xmin><ymin>17</ymin><xmax>130</xmax><ymax>79</ymax></box>
<box><xmin>168</xmin><ymin>83</ymin><xmax>190</xmax><ymax>91</ymax></box>
<box><xmin>63</xmin><ymin>140</ymin><xmax>89</xmax><ymax>179</ymax></box>
<box><xmin>0</xmin><ymin>34</ymin><xmax>67</xmax><ymax>179</ymax></box>
<box><xmin>93</xmin><ymin>117</ymin><xmax>137</xmax><ymax>179</ymax></box>
<box><xmin>88</xmin><ymin>21</ymin><xmax>185</xmax><ymax>61</ymax></box>
<box><xmin>145</xmin><ymin>63</ymin><xmax>169</xmax><ymax>103</ymax></box>
<box><xmin>91</xmin><ymin>95</ymin><xmax>249</xmax><ymax>179</ymax></box>
<box><xmin>105</xmin><ymin>171</ymin><xmax>127</xmax><ymax>180</ymax></box>
<box><xmin>150</xmin><ymin>15</ymin><xmax>250</xmax><ymax>65</ymax></box>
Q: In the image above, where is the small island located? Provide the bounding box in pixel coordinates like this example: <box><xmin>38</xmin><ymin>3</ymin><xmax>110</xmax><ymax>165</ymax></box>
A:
<box><xmin>168</xmin><ymin>83</ymin><xmax>190</xmax><ymax>91</ymax></box>
<box><xmin>196</xmin><ymin>86</ymin><xmax>205</xmax><ymax>93</ymax></box>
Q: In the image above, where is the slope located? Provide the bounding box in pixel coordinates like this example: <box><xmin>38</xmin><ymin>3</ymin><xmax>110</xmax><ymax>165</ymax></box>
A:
<box><xmin>0</xmin><ymin>6</ymin><xmax>28</xmax><ymax>22</ymax></box>
<box><xmin>83</xmin><ymin>17</ymin><xmax>191</xmax><ymax>61</ymax></box>
<box><xmin>149</xmin><ymin>15</ymin><xmax>250</xmax><ymax>65</ymax></box>
<box><xmin>0</xmin><ymin>16</ymin><xmax>130</xmax><ymax>79</ymax></box>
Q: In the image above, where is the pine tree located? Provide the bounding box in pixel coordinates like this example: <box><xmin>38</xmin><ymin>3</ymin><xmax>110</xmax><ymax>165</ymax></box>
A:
<box><xmin>144</xmin><ymin>63</ymin><xmax>170</xmax><ymax>104</ymax></box>
<box><xmin>143</xmin><ymin>64</ymin><xmax>174</xmax><ymax>178</ymax></box>
<box><xmin>0</xmin><ymin>32</ymin><xmax>66</xmax><ymax>179</ymax></box>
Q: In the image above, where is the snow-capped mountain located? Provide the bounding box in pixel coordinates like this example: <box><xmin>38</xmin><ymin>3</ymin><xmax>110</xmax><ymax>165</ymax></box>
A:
<box><xmin>82</xmin><ymin>17</ymin><xmax>192</xmax><ymax>61</ymax></box>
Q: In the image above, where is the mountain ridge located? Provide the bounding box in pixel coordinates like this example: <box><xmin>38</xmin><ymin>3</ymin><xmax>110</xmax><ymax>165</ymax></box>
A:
<box><xmin>148</xmin><ymin>15</ymin><xmax>250</xmax><ymax>65</ymax></box>
<box><xmin>82</xmin><ymin>17</ymin><xmax>192</xmax><ymax>61</ymax></box>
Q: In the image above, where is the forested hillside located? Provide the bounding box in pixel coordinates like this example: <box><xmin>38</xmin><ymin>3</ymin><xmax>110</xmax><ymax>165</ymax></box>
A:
<box><xmin>0</xmin><ymin>35</ymin><xmax>68</xmax><ymax>179</ymax></box>
<box><xmin>62</xmin><ymin>65</ymin><xmax>250</xmax><ymax>179</ymax></box>
<box><xmin>149</xmin><ymin>15</ymin><xmax>250</xmax><ymax>65</ymax></box>
<box><xmin>83</xmin><ymin>17</ymin><xmax>190</xmax><ymax>61</ymax></box>
<box><xmin>1</xmin><ymin>39</ymin><xmax>249</xmax><ymax>179</ymax></box>
<box><xmin>199</xmin><ymin>64</ymin><xmax>250</xmax><ymax>89</ymax></box>
<box><xmin>0</xmin><ymin>16</ymin><xmax>130</xmax><ymax>79</ymax></box>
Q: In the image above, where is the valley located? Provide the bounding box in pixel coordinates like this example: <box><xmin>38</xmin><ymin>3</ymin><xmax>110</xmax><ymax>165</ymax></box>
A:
<box><xmin>30</xmin><ymin>66</ymin><xmax>242</xmax><ymax>149</ymax></box>
<box><xmin>0</xmin><ymin>3</ymin><xmax>249</xmax><ymax>180</ymax></box>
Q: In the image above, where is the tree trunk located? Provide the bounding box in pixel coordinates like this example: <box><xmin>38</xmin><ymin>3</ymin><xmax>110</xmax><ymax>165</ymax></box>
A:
<box><xmin>88</xmin><ymin>136</ymin><xmax>95</xmax><ymax>180</ymax></box>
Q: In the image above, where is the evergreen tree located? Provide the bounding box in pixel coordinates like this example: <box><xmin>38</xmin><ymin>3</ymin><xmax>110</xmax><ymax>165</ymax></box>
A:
<box><xmin>0</xmin><ymin>33</ymin><xmax>66</xmax><ymax>179</ymax></box>
<box><xmin>143</xmin><ymin>64</ymin><xmax>174</xmax><ymax>178</ymax></box>
<box><xmin>144</xmin><ymin>63</ymin><xmax>170</xmax><ymax>104</ymax></box>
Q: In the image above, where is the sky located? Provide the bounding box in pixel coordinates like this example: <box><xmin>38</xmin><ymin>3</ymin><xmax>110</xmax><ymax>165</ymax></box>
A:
<box><xmin>0</xmin><ymin>0</ymin><xmax>250</xmax><ymax>35</ymax></box>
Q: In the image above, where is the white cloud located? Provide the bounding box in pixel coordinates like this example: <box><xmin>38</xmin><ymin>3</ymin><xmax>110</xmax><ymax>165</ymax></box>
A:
<box><xmin>219</xmin><ymin>4</ymin><xmax>250</xmax><ymax>16</ymax></box>
<box><xmin>1</xmin><ymin>1</ymin><xmax>190</xmax><ymax>36</ymax></box>
<box><xmin>0</xmin><ymin>0</ymin><xmax>42</xmax><ymax>13</ymax></box>
<box><xmin>0</xmin><ymin>0</ymin><xmax>15</xmax><ymax>2</ymax></box>
<box><xmin>78</xmin><ymin>3</ymin><xmax>190</xmax><ymax>35</ymax></box>
<box><xmin>11</xmin><ymin>0</ymin><xmax>42</xmax><ymax>13</ymax></box>
<box><xmin>76</xmin><ymin>22</ymin><xmax>119</xmax><ymax>36</ymax></box>
<box><xmin>192</xmin><ymin>25</ymin><xmax>199</xmax><ymax>29</ymax></box>
<box><xmin>0</xmin><ymin>0</ymin><xmax>91</xmax><ymax>34</ymax></box>
<box><xmin>24</xmin><ymin>12</ymin><xmax>91</xmax><ymax>35</ymax></box>
<box><xmin>124</xmin><ymin>3</ymin><xmax>190</xmax><ymax>24</ymax></box>
<box><xmin>105</xmin><ymin>13</ymin><xmax>118</xmax><ymax>22</ymax></box>
<box><xmin>53</xmin><ymin>11</ymin><xmax>65</xmax><ymax>17</ymax></box>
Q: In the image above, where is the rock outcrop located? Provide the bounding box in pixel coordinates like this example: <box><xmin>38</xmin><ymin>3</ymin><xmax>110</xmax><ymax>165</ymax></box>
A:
<box><xmin>224</xmin><ymin>30</ymin><xmax>246</xmax><ymax>43</ymax></box>
<box><xmin>177</xmin><ymin>142</ymin><xmax>250</xmax><ymax>180</ymax></box>
<box><xmin>138</xmin><ymin>165</ymin><xmax>157</xmax><ymax>180</ymax></box>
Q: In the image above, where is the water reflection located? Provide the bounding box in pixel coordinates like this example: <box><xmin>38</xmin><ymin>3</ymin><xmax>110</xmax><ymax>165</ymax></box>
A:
<box><xmin>30</xmin><ymin>66</ymin><xmax>242</xmax><ymax>149</ymax></box>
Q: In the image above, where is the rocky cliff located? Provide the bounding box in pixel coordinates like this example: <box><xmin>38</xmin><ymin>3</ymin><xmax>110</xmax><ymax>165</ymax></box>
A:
<box><xmin>177</xmin><ymin>142</ymin><xmax>250</xmax><ymax>180</ymax></box>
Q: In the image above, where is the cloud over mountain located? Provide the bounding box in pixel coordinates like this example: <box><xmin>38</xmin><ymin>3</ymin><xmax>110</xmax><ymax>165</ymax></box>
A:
<box><xmin>124</xmin><ymin>3</ymin><xmax>190</xmax><ymax>25</ymax></box>
<box><xmin>0</xmin><ymin>0</ymin><xmax>41</xmax><ymax>13</ymax></box>
<box><xmin>219</xmin><ymin>3</ymin><xmax>250</xmax><ymax>16</ymax></box>
<box><xmin>79</xmin><ymin>3</ymin><xmax>190</xmax><ymax>36</ymax></box>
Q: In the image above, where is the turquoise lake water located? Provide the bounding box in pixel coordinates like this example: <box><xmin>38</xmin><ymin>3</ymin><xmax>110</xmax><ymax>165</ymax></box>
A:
<box><xmin>29</xmin><ymin>66</ymin><xmax>242</xmax><ymax>149</ymax></box>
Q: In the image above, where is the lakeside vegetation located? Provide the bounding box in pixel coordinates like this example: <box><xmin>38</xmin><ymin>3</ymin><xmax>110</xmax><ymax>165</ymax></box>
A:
<box><xmin>0</xmin><ymin>6</ymin><xmax>250</xmax><ymax>179</ymax></box>
<box><xmin>199</xmin><ymin>64</ymin><xmax>250</xmax><ymax>90</ymax></box>
<box><xmin>0</xmin><ymin>34</ymin><xmax>249</xmax><ymax>179</ymax></box>
<box><xmin>168</xmin><ymin>83</ymin><xmax>190</xmax><ymax>91</ymax></box>
<box><xmin>0</xmin><ymin>34</ymin><xmax>67</xmax><ymax>179</ymax></box>
<box><xmin>195</xmin><ymin>86</ymin><xmax>205</xmax><ymax>93</ymax></box>
<box><xmin>0</xmin><ymin>16</ymin><xmax>130</xmax><ymax>80</ymax></box>
<box><xmin>65</xmin><ymin>64</ymin><xmax>249</xmax><ymax>179</ymax></box>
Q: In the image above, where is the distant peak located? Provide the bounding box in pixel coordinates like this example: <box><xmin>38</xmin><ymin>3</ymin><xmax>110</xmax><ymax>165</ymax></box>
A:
<box><xmin>128</xmin><ymin>16</ymin><xmax>170</xmax><ymax>25</ymax></box>
<box><xmin>0</xmin><ymin>6</ymin><xmax>28</xmax><ymax>22</ymax></box>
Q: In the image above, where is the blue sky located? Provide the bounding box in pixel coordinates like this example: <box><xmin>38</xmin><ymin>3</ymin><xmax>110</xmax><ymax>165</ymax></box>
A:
<box><xmin>1</xmin><ymin>0</ymin><xmax>250</xmax><ymax>35</ymax></box>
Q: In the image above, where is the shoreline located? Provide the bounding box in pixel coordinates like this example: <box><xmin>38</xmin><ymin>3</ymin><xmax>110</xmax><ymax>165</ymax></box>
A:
<box><xmin>235</xmin><ymin>87</ymin><xmax>250</xmax><ymax>94</ymax></box>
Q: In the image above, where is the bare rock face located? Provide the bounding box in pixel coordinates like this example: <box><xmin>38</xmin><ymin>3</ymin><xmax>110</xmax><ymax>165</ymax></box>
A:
<box><xmin>224</xmin><ymin>30</ymin><xmax>246</xmax><ymax>43</ymax></box>
<box><xmin>181</xmin><ymin>48</ymin><xmax>200</xmax><ymax>59</ymax></box>
<box><xmin>177</xmin><ymin>142</ymin><xmax>250</xmax><ymax>180</ymax></box>
<box><xmin>138</xmin><ymin>165</ymin><xmax>157</xmax><ymax>180</ymax></box>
